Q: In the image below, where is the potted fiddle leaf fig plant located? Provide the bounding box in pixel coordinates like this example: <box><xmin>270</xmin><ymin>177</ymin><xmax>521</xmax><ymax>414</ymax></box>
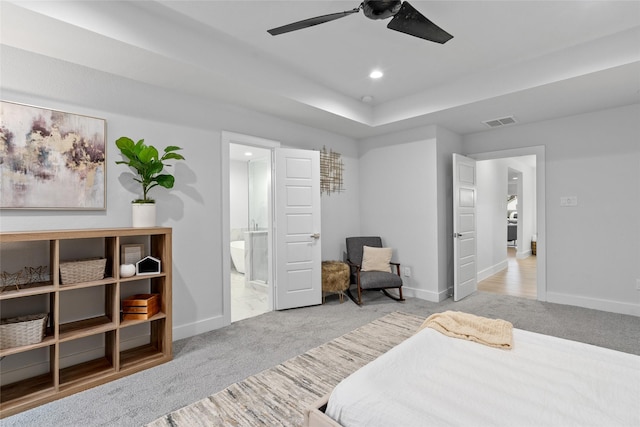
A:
<box><xmin>115</xmin><ymin>136</ymin><xmax>185</xmax><ymax>227</ymax></box>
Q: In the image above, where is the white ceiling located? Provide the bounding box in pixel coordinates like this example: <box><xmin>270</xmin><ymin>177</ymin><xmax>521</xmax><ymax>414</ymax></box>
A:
<box><xmin>2</xmin><ymin>1</ymin><xmax>639</xmax><ymax>139</ymax></box>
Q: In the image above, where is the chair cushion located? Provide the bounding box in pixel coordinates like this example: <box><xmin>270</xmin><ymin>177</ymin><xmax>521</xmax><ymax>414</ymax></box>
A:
<box><xmin>361</xmin><ymin>246</ymin><xmax>392</xmax><ymax>273</ymax></box>
<box><xmin>359</xmin><ymin>271</ymin><xmax>402</xmax><ymax>290</ymax></box>
<box><xmin>346</xmin><ymin>236</ymin><xmax>383</xmax><ymax>266</ymax></box>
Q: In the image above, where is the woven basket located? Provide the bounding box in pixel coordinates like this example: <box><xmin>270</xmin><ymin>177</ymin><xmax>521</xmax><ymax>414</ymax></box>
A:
<box><xmin>59</xmin><ymin>257</ymin><xmax>107</xmax><ymax>285</ymax></box>
<box><xmin>0</xmin><ymin>313</ymin><xmax>48</xmax><ymax>350</ymax></box>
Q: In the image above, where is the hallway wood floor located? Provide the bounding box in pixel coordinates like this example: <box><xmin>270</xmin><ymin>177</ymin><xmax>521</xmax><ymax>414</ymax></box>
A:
<box><xmin>478</xmin><ymin>246</ymin><xmax>537</xmax><ymax>299</ymax></box>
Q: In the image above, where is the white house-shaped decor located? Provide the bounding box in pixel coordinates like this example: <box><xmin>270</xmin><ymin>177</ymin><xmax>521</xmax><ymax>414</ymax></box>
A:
<box><xmin>136</xmin><ymin>255</ymin><xmax>161</xmax><ymax>275</ymax></box>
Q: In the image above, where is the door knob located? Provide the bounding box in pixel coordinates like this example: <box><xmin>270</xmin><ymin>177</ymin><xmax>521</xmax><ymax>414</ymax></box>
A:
<box><xmin>310</xmin><ymin>233</ymin><xmax>320</xmax><ymax>239</ymax></box>
<box><xmin>453</xmin><ymin>233</ymin><xmax>462</xmax><ymax>238</ymax></box>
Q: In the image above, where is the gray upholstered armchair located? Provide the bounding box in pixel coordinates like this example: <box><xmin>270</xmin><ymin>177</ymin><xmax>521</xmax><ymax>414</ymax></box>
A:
<box><xmin>345</xmin><ymin>236</ymin><xmax>404</xmax><ymax>305</ymax></box>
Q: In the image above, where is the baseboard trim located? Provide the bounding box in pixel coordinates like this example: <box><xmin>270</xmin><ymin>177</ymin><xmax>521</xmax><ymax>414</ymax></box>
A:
<box><xmin>516</xmin><ymin>249</ymin><xmax>532</xmax><ymax>259</ymax></box>
<box><xmin>477</xmin><ymin>259</ymin><xmax>508</xmax><ymax>282</ymax></box>
<box><xmin>173</xmin><ymin>315</ymin><xmax>226</xmax><ymax>341</ymax></box>
<box><xmin>403</xmin><ymin>286</ymin><xmax>448</xmax><ymax>302</ymax></box>
<box><xmin>546</xmin><ymin>292</ymin><xmax>640</xmax><ymax>317</ymax></box>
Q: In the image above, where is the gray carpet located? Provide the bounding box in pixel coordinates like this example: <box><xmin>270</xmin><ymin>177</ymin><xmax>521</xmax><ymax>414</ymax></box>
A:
<box><xmin>3</xmin><ymin>292</ymin><xmax>639</xmax><ymax>426</ymax></box>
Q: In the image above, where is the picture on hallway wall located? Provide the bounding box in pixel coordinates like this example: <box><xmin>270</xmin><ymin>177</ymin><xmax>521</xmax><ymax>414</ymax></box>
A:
<box><xmin>0</xmin><ymin>101</ymin><xmax>106</xmax><ymax>209</ymax></box>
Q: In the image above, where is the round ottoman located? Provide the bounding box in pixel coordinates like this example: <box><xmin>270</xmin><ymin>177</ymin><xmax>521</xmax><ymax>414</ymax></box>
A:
<box><xmin>322</xmin><ymin>261</ymin><xmax>350</xmax><ymax>303</ymax></box>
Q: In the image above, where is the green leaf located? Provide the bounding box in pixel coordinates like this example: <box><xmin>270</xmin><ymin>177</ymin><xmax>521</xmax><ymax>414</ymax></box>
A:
<box><xmin>115</xmin><ymin>137</ymin><xmax>135</xmax><ymax>152</ymax></box>
<box><xmin>156</xmin><ymin>174</ymin><xmax>175</xmax><ymax>189</ymax></box>
<box><xmin>161</xmin><ymin>152</ymin><xmax>186</xmax><ymax>161</ymax></box>
<box><xmin>133</xmin><ymin>139</ymin><xmax>145</xmax><ymax>155</ymax></box>
<box><xmin>163</xmin><ymin>146</ymin><xmax>182</xmax><ymax>153</ymax></box>
<box><xmin>148</xmin><ymin>161</ymin><xmax>164</xmax><ymax>175</ymax></box>
<box><xmin>138</xmin><ymin>146</ymin><xmax>158</xmax><ymax>163</ymax></box>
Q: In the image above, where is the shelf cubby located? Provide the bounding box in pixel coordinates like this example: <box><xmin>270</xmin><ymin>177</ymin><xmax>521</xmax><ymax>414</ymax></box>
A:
<box><xmin>0</xmin><ymin>228</ymin><xmax>172</xmax><ymax>418</ymax></box>
<box><xmin>120</xmin><ymin>318</ymin><xmax>168</xmax><ymax>371</ymax></box>
<box><xmin>59</xmin><ymin>331</ymin><xmax>116</xmax><ymax>389</ymax></box>
<box><xmin>0</xmin><ymin>346</ymin><xmax>56</xmax><ymax>415</ymax></box>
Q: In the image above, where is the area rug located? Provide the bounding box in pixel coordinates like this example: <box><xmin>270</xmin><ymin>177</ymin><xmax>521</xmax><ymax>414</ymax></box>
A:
<box><xmin>147</xmin><ymin>311</ymin><xmax>424</xmax><ymax>427</ymax></box>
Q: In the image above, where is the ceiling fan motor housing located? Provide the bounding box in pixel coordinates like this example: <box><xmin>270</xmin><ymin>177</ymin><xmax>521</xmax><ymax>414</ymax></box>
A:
<box><xmin>362</xmin><ymin>0</ymin><xmax>402</xmax><ymax>20</ymax></box>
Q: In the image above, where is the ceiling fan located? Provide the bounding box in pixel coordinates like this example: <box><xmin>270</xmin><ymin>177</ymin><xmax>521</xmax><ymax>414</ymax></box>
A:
<box><xmin>267</xmin><ymin>0</ymin><xmax>453</xmax><ymax>44</ymax></box>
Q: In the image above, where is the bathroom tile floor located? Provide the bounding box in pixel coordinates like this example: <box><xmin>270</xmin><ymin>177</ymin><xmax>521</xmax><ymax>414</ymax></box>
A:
<box><xmin>231</xmin><ymin>270</ymin><xmax>270</xmax><ymax>322</ymax></box>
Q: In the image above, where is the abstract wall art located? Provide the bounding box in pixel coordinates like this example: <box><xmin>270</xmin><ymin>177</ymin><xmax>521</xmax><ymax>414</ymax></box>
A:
<box><xmin>319</xmin><ymin>145</ymin><xmax>345</xmax><ymax>195</ymax></box>
<box><xmin>0</xmin><ymin>101</ymin><xmax>106</xmax><ymax>209</ymax></box>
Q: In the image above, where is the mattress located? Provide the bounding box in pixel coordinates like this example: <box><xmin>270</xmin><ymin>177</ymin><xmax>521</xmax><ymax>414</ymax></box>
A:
<box><xmin>325</xmin><ymin>327</ymin><xmax>640</xmax><ymax>427</ymax></box>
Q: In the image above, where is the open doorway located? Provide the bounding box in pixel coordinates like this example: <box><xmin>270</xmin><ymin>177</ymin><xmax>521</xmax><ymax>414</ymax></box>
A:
<box><xmin>221</xmin><ymin>132</ymin><xmax>323</xmax><ymax>325</ymax></box>
<box><xmin>222</xmin><ymin>132</ymin><xmax>280</xmax><ymax>325</ymax></box>
<box><xmin>472</xmin><ymin>149</ymin><xmax>543</xmax><ymax>300</ymax></box>
<box><xmin>229</xmin><ymin>143</ymin><xmax>271</xmax><ymax>322</ymax></box>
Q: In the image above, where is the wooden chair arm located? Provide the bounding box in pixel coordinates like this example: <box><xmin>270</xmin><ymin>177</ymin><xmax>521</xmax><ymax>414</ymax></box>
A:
<box><xmin>390</xmin><ymin>262</ymin><xmax>401</xmax><ymax>276</ymax></box>
<box><xmin>346</xmin><ymin>259</ymin><xmax>361</xmax><ymax>271</ymax></box>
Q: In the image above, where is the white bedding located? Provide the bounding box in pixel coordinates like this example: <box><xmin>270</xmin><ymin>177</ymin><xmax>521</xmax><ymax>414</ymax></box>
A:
<box><xmin>326</xmin><ymin>327</ymin><xmax>640</xmax><ymax>427</ymax></box>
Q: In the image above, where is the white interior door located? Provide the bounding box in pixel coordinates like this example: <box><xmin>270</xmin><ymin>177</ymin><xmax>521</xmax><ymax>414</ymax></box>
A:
<box><xmin>274</xmin><ymin>148</ymin><xmax>321</xmax><ymax>310</ymax></box>
<box><xmin>453</xmin><ymin>153</ymin><xmax>478</xmax><ymax>301</ymax></box>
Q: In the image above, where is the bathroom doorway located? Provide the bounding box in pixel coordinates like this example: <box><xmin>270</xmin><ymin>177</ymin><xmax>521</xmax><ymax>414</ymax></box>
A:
<box><xmin>221</xmin><ymin>131</ymin><xmax>321</xmax><ymax>325</ymax></box>
<box><xmin>229</xmin><ymin>143</ymin><xmax>270</xmax><ymax>321</ymax></box>
<box><xmin>226</xmin><ymin>134</ymin><xmax>279</xmax><ymax>323</ymax></box>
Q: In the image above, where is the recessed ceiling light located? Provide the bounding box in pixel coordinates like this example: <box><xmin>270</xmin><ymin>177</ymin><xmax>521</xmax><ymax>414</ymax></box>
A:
<box><xmin>369</xmin><ymin>70</ymin><xmax>383</xmax><ymax>79</ymax></box>
<box><xmin>361</xmin><ymin>95</ymin><xmax>374</xmax><ymax>103</ymax></box>
<box><xmin>244</xmin><ymin>152</ymin><xmax>253</xmax><ymax>156</ymax></box>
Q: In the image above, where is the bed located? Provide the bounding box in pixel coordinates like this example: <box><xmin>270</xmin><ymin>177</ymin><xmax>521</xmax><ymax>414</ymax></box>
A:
<box><xmin>305</xmin><ymin>312</ymin><xmax>640</xmax><ymax>427</ymax></box>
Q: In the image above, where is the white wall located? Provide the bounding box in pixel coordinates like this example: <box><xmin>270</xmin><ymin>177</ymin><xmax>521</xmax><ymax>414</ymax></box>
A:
<box><xmin>476</xmin><ymin>159</ymin><xmax>509</xmax><ymax>280</ymax></box>
<box><xmin>464</xmin><ymin>104</ymin><xmax>640</xmax><ymax>316</ymax></box>
<box><xmin>317</xmin><ymin>153</ymin><xmax>360</xmax><ymax>261</ymax></box>
<box><xmin>229</xmin><ymin>160</ymin><xmax>248</xmax><ymax>234</ymax></box>
<box><xmin>0</xmin><ymin>46</ymin><xmax>362</xmax><ymax>338</ymax></box>
<box><xmin>358</xmin><ymin>130</ymin><xmax>441</xmax><ymax>301</ymax></box>
<box><xmin>247</xmin><ymin>156</ymin><xmax>269</xmax><ymax>231</ymax></box>
<box><xmin>512</xmin><ymin>157</ymin><xmax>537</xmax><ymax>257</ymax></box>
<box><xmin>356</xmin><ymin>126</ymin><xmax>462</xmax><ymax>302</ymax></box>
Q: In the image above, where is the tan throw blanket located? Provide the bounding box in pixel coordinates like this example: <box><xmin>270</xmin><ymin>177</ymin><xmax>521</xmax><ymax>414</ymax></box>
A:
<box><xmin>417</xmin><ymin>311</ymin><xmax>513</xmax><ymax>349</ymax></box>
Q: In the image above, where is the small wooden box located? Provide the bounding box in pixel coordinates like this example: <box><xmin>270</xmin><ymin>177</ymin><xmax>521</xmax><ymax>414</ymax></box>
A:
<box><xmin>122</xmin><ymin>293</ymin><xmax>160</xmax><ymax>320</ymax></box>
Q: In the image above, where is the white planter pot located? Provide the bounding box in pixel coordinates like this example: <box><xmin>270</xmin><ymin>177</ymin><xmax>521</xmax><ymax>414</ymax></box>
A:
<box><xmin>132</xmin><ymin>203</ymin><xmax>156</xmax><ymax>227</ymax></box>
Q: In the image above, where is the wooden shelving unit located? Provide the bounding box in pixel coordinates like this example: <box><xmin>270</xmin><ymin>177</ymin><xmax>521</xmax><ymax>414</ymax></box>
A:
<box><xmin>0</xmin><ymin>227</ymin><xmax>172</xmax><ymax>418</ymax></box>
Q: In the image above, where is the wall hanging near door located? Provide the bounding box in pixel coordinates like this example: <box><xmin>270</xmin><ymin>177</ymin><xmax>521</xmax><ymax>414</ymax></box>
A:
<box><xmin>0</xmin><ymin>100</ymin><xmax>106</xmax><ymax>210</ymax></box>
<box><xmin>319</xmin><ymin>145</ymin><xmax>345</xmax><ymax>195</ymax></box>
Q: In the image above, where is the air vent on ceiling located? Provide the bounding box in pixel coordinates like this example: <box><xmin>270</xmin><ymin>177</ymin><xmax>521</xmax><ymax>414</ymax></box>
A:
<box><xmin>483</xmin><ymin>116</ymin><xmax>517</xmax><ymax>128</ymax></box>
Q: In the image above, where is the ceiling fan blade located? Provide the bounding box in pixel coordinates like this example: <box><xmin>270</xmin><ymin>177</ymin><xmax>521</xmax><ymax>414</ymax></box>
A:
<box><xmin>387</xmin><ymin>1</ymin><xmax>453</xmax><ymax>44</ymax></box>
<box><xmin>268</xmin><ymin>8</ymin><xmax>360</xmax><ymax>36</ymax></box>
